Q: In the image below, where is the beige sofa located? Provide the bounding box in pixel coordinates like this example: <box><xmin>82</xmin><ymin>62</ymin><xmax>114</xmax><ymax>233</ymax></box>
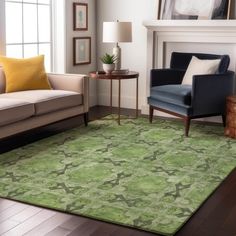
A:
<box><xmin>0</xmin><ymin>67</ymin><xmax>89</xmax><ymax>139</ymax></box>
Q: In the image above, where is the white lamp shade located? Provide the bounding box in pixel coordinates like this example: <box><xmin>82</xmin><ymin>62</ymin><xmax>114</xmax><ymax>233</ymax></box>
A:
<box><xmin>103</xmin><ymin>22</ymin><xmax>132</xmax><ymax>43</ymax></box>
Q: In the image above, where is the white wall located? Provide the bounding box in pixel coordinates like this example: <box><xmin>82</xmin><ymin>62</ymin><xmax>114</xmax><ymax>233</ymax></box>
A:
<box><xmin>96</xmin><ymin>0</ymin><xmax>157</xmax><ymax>109</ymax></box>
<box><xmin>52</xmin><ymin>0</ymin><xmax>66</xmax><ymax>73</ymax></box>
<box><xmin>65</xmin><ymin>0</ymin><xmax>97</xmax><ymax>107</ymax></box>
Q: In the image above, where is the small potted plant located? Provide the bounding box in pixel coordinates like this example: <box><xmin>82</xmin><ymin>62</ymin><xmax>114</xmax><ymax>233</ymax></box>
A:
<box><xmin>100</xmin><ymin>53</ymin><xmax>117</xmax><ymax>74</ymax></box>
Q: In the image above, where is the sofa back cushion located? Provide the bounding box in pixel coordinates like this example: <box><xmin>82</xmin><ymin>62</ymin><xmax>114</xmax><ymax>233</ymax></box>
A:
<box><xmin>170</xmin><ymin>52</ymin><xmax>230</xmax><ymax>74</ymax></box>
<box><xmin>0</xmin><ymin>67</ymin><xmax>6</xmax><ymax>94</ymax></box>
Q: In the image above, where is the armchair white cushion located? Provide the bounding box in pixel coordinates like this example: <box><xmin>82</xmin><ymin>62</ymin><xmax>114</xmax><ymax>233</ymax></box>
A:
<box><xmin>182</xmin><ymin>56</ymin><xmax>220</xmax><ymax>85</ymax></box>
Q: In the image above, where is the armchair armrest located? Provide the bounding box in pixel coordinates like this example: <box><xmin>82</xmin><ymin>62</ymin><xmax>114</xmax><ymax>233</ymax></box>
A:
<box><xmin>47</xmin><ymin>73</ymin><xmax>89</xmax><ymax>113</ymax></box>
<box><xmin>192</xmin><ymin>71</ymin><xmax>235</xmax><ymax>116</ymax></box>
<box><xmin>151</xmin><ymin>69</ymin><xmax>185</xmax><ymax>87</ymax></box>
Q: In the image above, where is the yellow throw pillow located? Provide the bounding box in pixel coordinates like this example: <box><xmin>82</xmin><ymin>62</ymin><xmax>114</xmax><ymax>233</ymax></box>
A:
<box><xmin>0</xmin><ymin>55</ymin><xmax>51</xmax><ymax>93</ymax></box>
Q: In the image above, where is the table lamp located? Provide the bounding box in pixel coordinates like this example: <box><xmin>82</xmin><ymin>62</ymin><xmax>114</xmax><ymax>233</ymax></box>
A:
<box><xmin>103</xmin><ymin>21</ymin><xmax>132</xmax><ymax>71</ymax></box>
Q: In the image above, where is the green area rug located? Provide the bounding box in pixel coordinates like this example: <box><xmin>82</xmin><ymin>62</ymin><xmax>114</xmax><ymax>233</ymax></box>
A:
<box><xmin>0</xmin><ymin>117</ymin><xmax>236</xmax><ymax>235</ymax></box>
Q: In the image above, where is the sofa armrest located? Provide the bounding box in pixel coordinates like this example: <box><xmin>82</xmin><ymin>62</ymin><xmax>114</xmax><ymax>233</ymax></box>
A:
<box><xmin>47</xmin><ymin>73</ymin><xmax>89</xmax><ymax>113</ymax></box>
<box><xmin>192</xmin><ymin>71</ymin><xmax>235</xmax><ymax>115</ymax></box>
<box><xmin>151</xmin><ymin>69</ymin><xmax>185</xmax><ymax>87</ymax></box>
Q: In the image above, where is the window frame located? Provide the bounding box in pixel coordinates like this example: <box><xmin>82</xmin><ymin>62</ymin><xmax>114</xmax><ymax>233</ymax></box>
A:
<box><xmin>4</xmin><ymin>0</ymin><xmax>53</xmax><ymax>71</ymax></box>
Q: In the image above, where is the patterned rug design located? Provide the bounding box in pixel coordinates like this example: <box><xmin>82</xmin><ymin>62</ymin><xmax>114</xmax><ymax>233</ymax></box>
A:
<box><xmin>0</xmin><ymin>117</ymin><xmax>236</xmax><ymax>235</ymax></box>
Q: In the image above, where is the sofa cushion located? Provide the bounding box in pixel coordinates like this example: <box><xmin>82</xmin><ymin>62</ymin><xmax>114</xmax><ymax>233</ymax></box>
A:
<box><xmin>150</xmin><ymin>85</ymin><xmax>192</xmax><ymax>106</ymax></box>
<box><xmin>0</xmin><ymin>90</ymin><xmax>83</xmax><ymax>115</ymax></box>
<box><xmin>0</xmin><ymin>98</ymin><xmax>35</xmax><ymax>126</ymax></box>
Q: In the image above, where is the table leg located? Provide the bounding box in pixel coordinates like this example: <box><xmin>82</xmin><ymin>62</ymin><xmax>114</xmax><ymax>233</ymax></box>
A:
<box><xmin>118</xmin><ymin>79</ymin><xmax>121</xmax><ymax>125</ymax></box>
<box><xmin>136</xmin><ymin>77</ymin><xmax>139</xmax><ymax>118</ymax></box>
<box><xmin>110</xmin><ymin>78</ymin><xmax>113</xmax><ymax>115</ymax></box>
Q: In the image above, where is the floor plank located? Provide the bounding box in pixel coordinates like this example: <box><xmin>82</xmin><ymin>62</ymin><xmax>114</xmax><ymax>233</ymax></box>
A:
<box><xmin>0</xmin><ymin>203</ymin><xmax>29</xmax><ymax>224</ymax></box>
<box><xmin>67</xmin><ymin>221</ymin><xmax>101</xmax><ymax>236</ymax></box>
<box><xmin>44</xmin><ymin>226</ymin><xmax>70</xmax><ymax>236</ymax></box>
<box><xmin>59</xmin><ymin>216</ymin><xmax>87</xmax><ymax>232</ymax></box>
<box><xmin>0</xmin><ymin>199</ymin><xmax>16</xmax><ymax>212</ymax></box>
<box><xmin>90</xmin><ymin>222</ymin><xmax>117</xmax><ymax>236</ymax></box>
<box><xmin>10</xmin><ymin>206</ymin><xmax>42</xmax><ymax>223</ymax></box>
<box><xmin>24</xmin><ymin>212</ymin><xmax>72</xmax><ymax>236</ymax></box>
<box><xmin>0</xmin><ymin>219</ymin><xmax>20</xmax><ymax>235</ymax></box>
<box><xmin>2</xmin><ymin>209</ymin><xmax>55</xmax><ymax>236</ymax></box>
<box><xmin>112</xmin><ymin>227</ymin><xmax>136</xmax><ymax>236</ymax></box>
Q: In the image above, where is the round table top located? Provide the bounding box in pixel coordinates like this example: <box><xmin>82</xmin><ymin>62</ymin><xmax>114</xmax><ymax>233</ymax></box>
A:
<box><xmin>89</xmin><ymin>71</ymin><xmax>139</xmax><ymax>80</ymax></box>
<box><xmin>227</xmin><ymin>96</ymin><xmax>236</xmax><ymax>103</ymax></box>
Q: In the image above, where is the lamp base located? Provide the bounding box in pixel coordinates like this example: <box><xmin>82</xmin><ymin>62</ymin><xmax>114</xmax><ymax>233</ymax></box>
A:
<box><xmin>113</xmin><ymin>44</ymin><xmax>121</xmax><ymax>70</ymax></box>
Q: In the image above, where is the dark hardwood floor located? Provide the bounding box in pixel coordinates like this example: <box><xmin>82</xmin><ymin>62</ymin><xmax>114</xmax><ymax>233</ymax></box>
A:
<box><xmin>0</xmin><ymin>106</ymin><xmax>236</xmax><ymax>236</ymax></box>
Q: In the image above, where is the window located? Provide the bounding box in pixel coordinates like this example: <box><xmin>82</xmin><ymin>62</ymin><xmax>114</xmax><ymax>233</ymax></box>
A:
<box><xmin>5</xmin><ymin>0</ymin><xmax>52</xmax><ymax>71</ymax></box>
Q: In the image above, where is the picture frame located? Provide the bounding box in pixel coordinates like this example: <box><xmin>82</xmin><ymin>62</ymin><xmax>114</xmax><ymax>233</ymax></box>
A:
<box><xmin>73</xmin><ymin>2</ymin><xmax>88</xmax><ymax>31</ymax></box>
<box><xmin>159</xmin><ymin>0</ymin><xmax>231</xmax><ymax>20</ymax></box>
<box><xmin>157</xmin><ymin>0</ymin><xmax>162</xmax><ymax>19</ymax></box>
<box><xmin>73</xmin><ymin>37</ymin><xmax>91</xmax><ymax>65</ymax></box>
<box><xmin>212</xmin><ymin>0</ymin><xmax>231</xmax><ymax>19</ymax></box>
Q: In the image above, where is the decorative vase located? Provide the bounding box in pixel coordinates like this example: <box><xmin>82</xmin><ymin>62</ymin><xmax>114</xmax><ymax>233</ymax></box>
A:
<box><xmin>103</xmin><ymin>63</ymin><xmax>115</xmax><ymax>74</ymax></box>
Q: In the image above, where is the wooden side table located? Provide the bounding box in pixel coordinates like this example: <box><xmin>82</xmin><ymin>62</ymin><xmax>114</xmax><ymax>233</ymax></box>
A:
<box><xmin>225</xmin><ymin>96</ymin><xmax>236</xmax><ymax>138</ymax></box>
<box><xmin>89</xmin><ymin>71</ymin><xmax>139</xmax><ymax>125</ymax></box>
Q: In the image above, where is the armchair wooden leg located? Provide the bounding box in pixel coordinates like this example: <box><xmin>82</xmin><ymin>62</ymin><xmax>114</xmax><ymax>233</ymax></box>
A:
<box><xmin>184</xmin><ymin>117</ymin><xmax>191</xmax><ymax>137</ymax></box>
<box><xmin>83</xmin><ymin>112</ymin><xmax>89</xmax><ymax>126</ymax></box>
<box><xmin>149</xmin><ymin>106</ymin><xmax>154</xmax><ymax>123</ymax></box>
<box><xmin>222</xmin><ymin>114</ymin><xmax>226</xmax><ymax>127</ymax></box>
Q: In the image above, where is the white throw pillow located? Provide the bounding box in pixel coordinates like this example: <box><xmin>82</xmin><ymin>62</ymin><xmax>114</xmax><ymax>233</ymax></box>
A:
<box><xmin>182</xmin><ymin>56</ymin><xmax>221</xmax><ymax>85</ymax></box>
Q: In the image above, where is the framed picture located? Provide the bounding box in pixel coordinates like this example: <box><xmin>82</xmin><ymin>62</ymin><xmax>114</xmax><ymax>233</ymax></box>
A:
<box><xmin>73</xmin><ymin>2</ymin><xmax>88</xmax><ymax>31</ymax></box>
<box><xmin>212</xmin><ymin>0</ymin><xmax>231</xmax><ymax>19</ymax></box>
<box><xmin>160</xmin><ymin>0</ymin><xmax>231</xmax><ymax>20</ymax></box>
<box><xmin>73</xmin><ymin>37</ymin><xmax>91</xmax><ymax>65</ymax></box>
<box><xmin>157</xmin><ymin>0</ymin><xmax>162</xmax><ymax>19</ymax></box>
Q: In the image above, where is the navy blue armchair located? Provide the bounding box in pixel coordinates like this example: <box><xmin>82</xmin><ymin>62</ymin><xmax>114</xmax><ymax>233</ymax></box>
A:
<box><xmin>148</xmin><ymin>52</ymin><xmax>235</xmax><ymax>136</ymax></box>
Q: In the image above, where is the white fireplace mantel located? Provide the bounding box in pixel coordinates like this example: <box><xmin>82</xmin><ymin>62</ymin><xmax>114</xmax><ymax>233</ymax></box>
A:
<box><xmin>142</xmin><ymin>20</ymin><xmax>236</xmax><ymax>116</ymax></box>
<box><xmin>144</xmin><ymin>20</ymin><xmax>236</xmax><ymax>69</ymax></box>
